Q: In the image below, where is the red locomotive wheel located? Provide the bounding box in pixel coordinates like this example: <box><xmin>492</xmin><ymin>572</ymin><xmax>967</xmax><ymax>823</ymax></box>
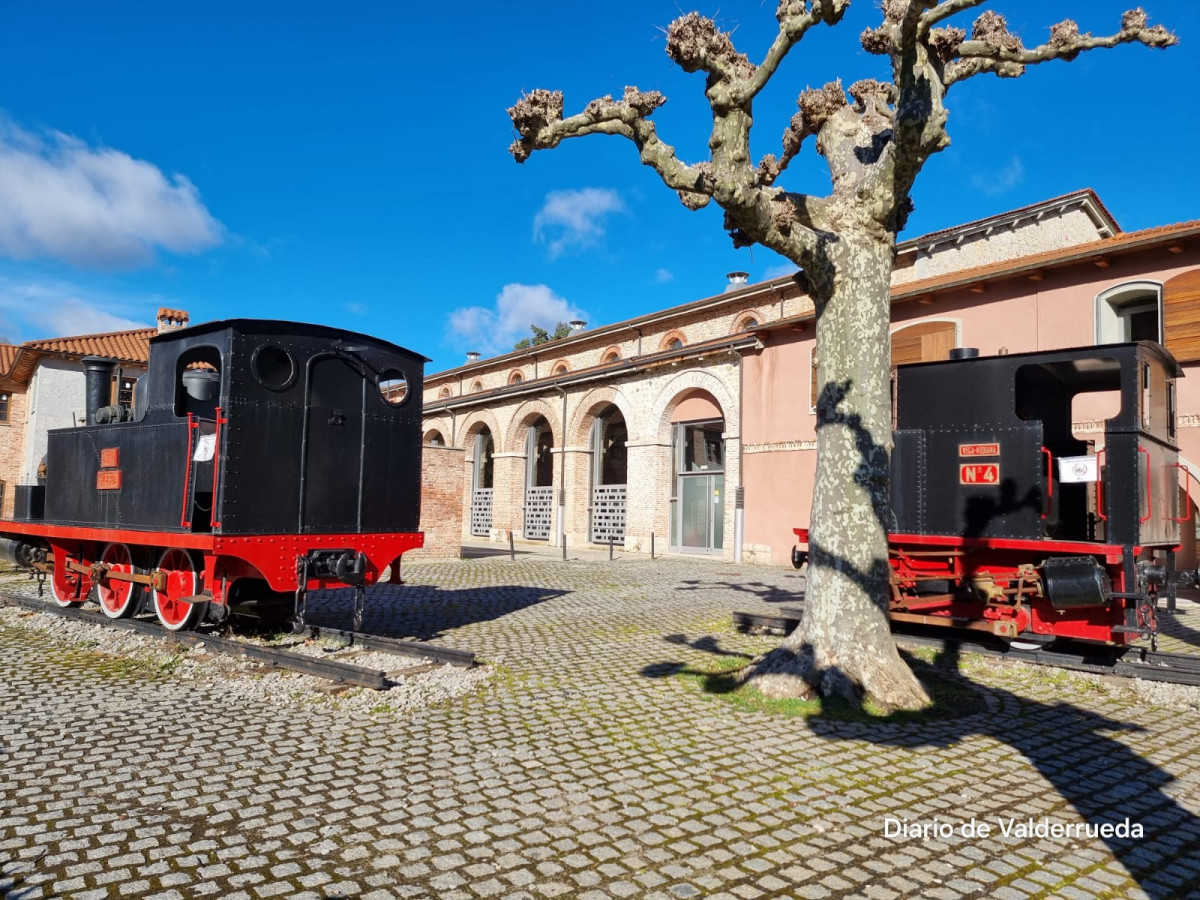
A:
<box><xmin>50</xmin><ymin>555</ymin><xmax>86</xmax><ymax>608</ymax></box>
<box><xmin>152</xmin><ymin>548</ymin><xmax>206</xmax><ymax>631</ymax></box>
<box><xmin>96</xmin><ymin>543</ymin><xmax>138</xmax><ymax>619</ymax></box>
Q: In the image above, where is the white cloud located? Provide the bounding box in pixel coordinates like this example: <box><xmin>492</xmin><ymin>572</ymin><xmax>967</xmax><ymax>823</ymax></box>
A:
<box><xmin>0</xmin><ymin>121</ymin><xmax>223</xmax><ymax>268</ymax></box>
<box><xmin>0</xmin><ymin>274</ymin><xmax>157</xmax><ymax>341</ymax></box>
<box><xmin>971</xmin><ymin>156</ymin><xmax>1025</xmax><ymax>195</ymax></box>
<box><xmin>447</xmin><ymin>283</ymin><xmax>586</xmax><ymax>357</ymax></box>
<box><xmin>654</xmin><ymin>268</ymin><xmax>674</xmax><ymax>283</ymax></box>
<box><xmin>533</xmin><ymin>188</ymin><xmax>624</xmax><ymax>258</ymax></box>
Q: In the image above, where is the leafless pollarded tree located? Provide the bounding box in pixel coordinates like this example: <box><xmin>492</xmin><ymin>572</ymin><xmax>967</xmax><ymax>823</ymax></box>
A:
<box><xmin>507</xmin><ymin>2</ymin><xmax>1175</xmax><ymax>710</ymax></box>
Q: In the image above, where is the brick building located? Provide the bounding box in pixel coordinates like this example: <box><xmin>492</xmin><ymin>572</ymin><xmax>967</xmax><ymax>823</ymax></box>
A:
<box><xmin>421</xmin><ymin>190</ymin><xmax>1200</xmax><ymax>565</ymax></box>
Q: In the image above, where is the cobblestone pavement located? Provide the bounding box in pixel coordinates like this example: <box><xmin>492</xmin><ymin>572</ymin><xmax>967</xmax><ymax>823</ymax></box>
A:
<box><xmin>3</xmin><ymin>555</ymin><xmax>1200</xmax><ymax>900</ymax></box>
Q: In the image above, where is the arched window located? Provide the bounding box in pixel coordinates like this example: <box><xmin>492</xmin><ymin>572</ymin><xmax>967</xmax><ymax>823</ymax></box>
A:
<box><xmin>660</xmin><ymin>330</ymin><xmax>686</xmax><ymax>352</ymax></box>
<box><xmin>601</xmin><ymin>346</ymin><xmax>621</xmax><ymax>365</ymax></box>
<box><xmin>424</xmin><ymin>429</ymin><xmax>445</xmax><ymax>446</ymax></box>
<box><xmin>470</xmin><ymin>380</ymin><xmax>483</xmax><ymax>393</ymax></box>
<box><xmin>552</xmin><ymin>362</ymin><xmax>569</xmax><ymax>376</ymax></box>
<box><xmin>1096</xmin><ymin>281</ymin><xmax>1162</xmax><ymax>345</ymax></box>
<box><xmin>0</xmin><ymin>390</ymin><xmax>10</xmax><ymax>424</ymax></box>
<box><xmin>438</xmin><ymin>386</ymin><xmax>452</xmax><ymax>399</ymax></box>
<box><xmin>508</xmin><ymin>370</ymin><xmax>524</xmax><ymax>385</ymax></box>
<box><xmin>733</xmin><ymin>311</ymin><xmax>762</xmax><ymax>333</ymax></box>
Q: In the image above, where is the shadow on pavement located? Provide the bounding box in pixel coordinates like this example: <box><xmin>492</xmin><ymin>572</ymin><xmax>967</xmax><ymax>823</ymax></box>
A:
<box><xmin>303</xmin><ymin>582</ymin><xmax>568</xmax><ymax>642</ymax></box>
<box><xmin>675</xmin><ymin>578</ymin><xmax>803</xmax><ymax>605</ymax></box>
<box><xmin>804</xmin><ymin>645</ymin><xmax>1200</xmax><ymax>900</ymax></box>
<box><xmin>642</xmin><ymin>636</ymin><xmax>1200</xmax><ymax>898</ymax></box>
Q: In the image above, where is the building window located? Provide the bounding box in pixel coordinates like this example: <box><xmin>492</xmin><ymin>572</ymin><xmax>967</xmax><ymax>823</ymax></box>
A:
<box><xmin>425</xmin><ymin>429</ymin><xmax>445</xmax><ymax>446</ymax></box>
<box><xmin>733</xmin><ymin>311</ymin><xmax>761</xmax><ymax>333</ymax></box>
<box><xmin>115</xmin><ymin>376</ymin><xmax>137</xmax><ymax>409</ymax></box>
<box><xmin>0</xmin><ymin>391</ymin><xmax>9</xmax><ymax>423</ymax></box>
<box><xmin>551</xmin><ymin>361</ymin><xmax>569</xmax><ymax>376</ymax></box>
<box><xmin>471</xmin><ymin>380</ymin><xmax>483</xmax><ymax>393</ymax></box>
<box><xmin>660</xmin><ymin>330</ymin><xmax>687</xmax><ymax>352</ymax></box>
<box><xmin>508</xmin><ymin>370</ymin><xmax>524</xmax><ymax>385</ymax></box>
<box><xmin>601</xmin><ymin>346</ymin><xmax>622</xmax><ymax>364</ymax></box>
<box><xmin>439</xmin><ymin>386</ymin><xmax>452</xmax><ymax>399</ymax></box>
<box><xmin>1096</xmin><ymin>281</ymin><xmax>1162</xmax><ymax>345</ymax></box>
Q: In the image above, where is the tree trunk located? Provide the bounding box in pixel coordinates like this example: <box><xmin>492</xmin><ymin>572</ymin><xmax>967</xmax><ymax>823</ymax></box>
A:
<box><xmin>746</xmin><ymin>234</ymin><xmax>930</xmax><ymax>711</ymax></box>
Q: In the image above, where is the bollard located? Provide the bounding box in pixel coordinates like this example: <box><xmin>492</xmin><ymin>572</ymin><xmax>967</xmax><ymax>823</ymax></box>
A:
<box><xmin>609</xmin><ymin>538</ymin><xmax>615</xmax><ymax>561</ymax></box>
<box><xmin>562</xmin><ymin>535</ymin><xmax>567</xmax><ymax>561</ymax></box>
<box><xmin>650</xmin><ymin>532</ymin><xmax>655</xmax><ymax>560</ymax></box>
<box><xmin>509</xmin><ymin>530</ymin><xmax>515</xmax><ymax>561</ymax></box>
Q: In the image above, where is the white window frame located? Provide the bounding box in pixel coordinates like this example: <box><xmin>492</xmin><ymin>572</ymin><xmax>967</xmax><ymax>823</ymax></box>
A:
<box><xmin>1095</xmin><ymin>281</ymin><xmax>1163</xmax><ymax>345</ymax></box>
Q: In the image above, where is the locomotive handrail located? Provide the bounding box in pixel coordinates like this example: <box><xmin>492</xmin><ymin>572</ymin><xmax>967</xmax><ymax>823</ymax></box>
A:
<box><xmin>1171</xmin><ymin>462</ymin><xmax>1191</xmax><ymax>523</ymax></box>
<box><xmin>211</xmin><ymin>407</ymin><xmax>226</xmax><ymax>531</ymax></box>
<box><xmin>1096</xmin><ymin>447</ymin><xmax>1107</xmax><ymax>521</ymax></box>
<box><xmin>181</xmin><ymin>413</ymin><xmax>198</xmax><ymax>528</ymax></box>
<box><xmin>1040</xmin><ymin>446</ymin><xmax>1053</xmax><ymax>521</ymax></box>
<box><xmin>1139</xmin><ymin>445</ymin><xmax>1152</xmax><ymax>524</ymax></box>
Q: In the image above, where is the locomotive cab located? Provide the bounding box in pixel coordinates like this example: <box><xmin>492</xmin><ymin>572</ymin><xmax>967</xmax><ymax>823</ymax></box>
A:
<box><xmin>890</xmin><ymin>342</ymin><xmax>1181</xmax><ymax>548</ymax></box>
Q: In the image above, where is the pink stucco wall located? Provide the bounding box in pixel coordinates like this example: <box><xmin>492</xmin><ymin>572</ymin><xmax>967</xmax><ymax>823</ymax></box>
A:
<box><xmin>740</xmin><ymin>246</ymin><xmax>1200</xmax><ymax>566</ymax></box>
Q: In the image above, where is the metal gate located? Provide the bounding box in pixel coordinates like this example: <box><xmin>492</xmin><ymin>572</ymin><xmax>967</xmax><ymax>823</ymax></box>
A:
<box><xmin>523</xmin><ymin>486</ymin><xmax>554</xmax><ymax>540</ymax></box>
<box><xmin>470</xmin><ymin>488</ymin><xmax>493</xmax><ymax>537</ymax></box>
<box><xmin>590</xmin><ymin>484</ymin><xmax>626</xmax><ymax>543</ymax></box>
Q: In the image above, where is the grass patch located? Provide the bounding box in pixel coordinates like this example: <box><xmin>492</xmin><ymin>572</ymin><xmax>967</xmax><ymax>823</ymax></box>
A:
<box><xmin>673</xmin><ymin>651</ymin><xmax>988</xmax><ymax>724</ymax></box>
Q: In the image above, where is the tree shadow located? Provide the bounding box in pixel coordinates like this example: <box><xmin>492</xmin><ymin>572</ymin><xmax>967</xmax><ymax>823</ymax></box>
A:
<box><xmin>675</xmin><ymin>578</ymin><xmax>801</xmax><ymax>605</ymax></box>
<box><xmin>799</xmin><ymin>644</ymin><xmax>1200</xmax><ymax>899</ymax></box>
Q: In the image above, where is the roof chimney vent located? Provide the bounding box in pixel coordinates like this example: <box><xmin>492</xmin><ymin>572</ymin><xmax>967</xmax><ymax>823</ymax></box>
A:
<box><xmin>725</xmin><ymin>272</ymin><xmax>749</xmax><ymax>292</ymax></box>
<box><xmin>466</xmin><ymin>351</ymin><xmax>481</xmax><ymax>362</ymax></box>
<box><xmin>156</xmin><ymin>307</ymin><xmax>190</xmax><ymax>333</ymax></box>
<box><xmin>568</xmin><ymin>320</ymin><xmax>587</xmax><ymax>332</ymax></box>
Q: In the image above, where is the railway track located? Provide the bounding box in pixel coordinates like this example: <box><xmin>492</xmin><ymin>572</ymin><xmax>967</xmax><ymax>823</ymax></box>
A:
<box><xmin>733</xmin><ymin>605</ymin><xmax>1200</xmax><ymax>688</ymax></box>
<box><xmin>0</xmin><ymin>589</ymin><xmax>475</xmax><ymax>690</ymax></box>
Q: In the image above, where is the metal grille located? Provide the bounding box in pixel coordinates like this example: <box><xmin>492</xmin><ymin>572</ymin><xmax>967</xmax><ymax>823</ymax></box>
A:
<box><xmin>590</xmin><ymin>485</ymin><xmax>627</xmax><ymax>544</ymax></box>
<box><xmin>523</xmin><ymin>487</ymin><xmax>554</xmax><ymax>540</ymax></box>
<box><xmin>470</xmin><ymin>488</ymin><xmax>493</xmax><ymax>537</ymax></box>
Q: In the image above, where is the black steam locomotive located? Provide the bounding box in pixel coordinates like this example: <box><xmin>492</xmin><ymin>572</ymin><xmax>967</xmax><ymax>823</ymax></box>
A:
<box><xmin>1</xmin><ymin>319</ymin><xmax>427</xmax><ymax>632</ymax></box>
<box><xmin>794</xmin><ymin>341</ymin><xmax>1184</xmax><ymax>647</ymax></box>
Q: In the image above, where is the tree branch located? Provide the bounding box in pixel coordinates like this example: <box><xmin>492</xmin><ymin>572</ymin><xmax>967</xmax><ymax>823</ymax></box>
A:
<box><xmin>946</xmin><ymin>8</ymin><xmax>1177</xmax><ymax>86</ymax></box>
<box><xmin>507</xmin><ymin>87</ymin><xmax>712</xmax><ymax>208</ymax></box>
<box><xmin>731</xmin><ymin>0</ymin><xmax>850</xmax><ymax>106</ymax></box>
<box><xmin>918</xmin><ymin>0</ymin><xmax>987</xmax><ymax>36</ymax></box>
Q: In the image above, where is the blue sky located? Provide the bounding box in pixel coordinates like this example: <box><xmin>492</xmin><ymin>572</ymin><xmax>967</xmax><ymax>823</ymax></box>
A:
<box><xmin>0</xmin><ymin>1</ymin><xmax>1196</xmax><ymax>372</ymax></box>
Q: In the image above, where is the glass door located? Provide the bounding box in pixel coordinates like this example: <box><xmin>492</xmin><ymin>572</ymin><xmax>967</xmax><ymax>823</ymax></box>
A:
<box><xmin>673</xmin><ymin>420</ymin><xmax>724</xmax><ymax>553</ymax></box>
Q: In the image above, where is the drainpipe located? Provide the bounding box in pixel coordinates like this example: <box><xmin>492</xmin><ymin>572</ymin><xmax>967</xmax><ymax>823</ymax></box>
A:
<box><xmin>734</xmin><ymin>346</ymin><xmax>745</xmax><ymax>563</ymax></box>
<box><xmin>554</xmin><ymin>384</ymin><xmax>568</xmax><ymax>548</ymax></box>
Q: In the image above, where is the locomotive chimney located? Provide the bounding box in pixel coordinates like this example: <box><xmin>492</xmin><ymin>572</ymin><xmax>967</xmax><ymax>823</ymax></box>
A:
<box><xmin>81</xmin><ymin>356</ymin><xmax>118</xmax><ymax>427</ymax></box>
<box><xmin>950</xmin><ymin>347</ymin><xmax>980</xmax><ymax>359</ymax></box>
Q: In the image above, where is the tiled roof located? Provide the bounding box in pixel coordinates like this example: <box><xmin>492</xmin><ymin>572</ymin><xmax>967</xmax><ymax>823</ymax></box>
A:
<box><xmin>20</xmin><ymin>327</ymin><xmax>154</xmax><ymax>364</ymax></box>
<box><xmin>3</xmin><ymin>327</ymin><xmax>155</xmax><ymax>385</ymax></box>
<box><xmin>892</xmin><ymin>218</ymin><xmax>1200</xmax><ymax>301</ymax></box>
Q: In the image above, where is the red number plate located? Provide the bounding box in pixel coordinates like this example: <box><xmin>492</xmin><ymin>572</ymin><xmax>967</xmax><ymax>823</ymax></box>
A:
<box><xmin>960</xmin><ymin>463</ymin><xmax>1000</xmax><ymax>485</ymax></box>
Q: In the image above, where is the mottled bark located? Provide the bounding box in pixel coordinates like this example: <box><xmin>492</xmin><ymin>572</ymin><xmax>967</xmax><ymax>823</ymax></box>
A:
<box><xmin>749</xmin><ymin>236</ymin><xmax>928</xmax><ymax>709</ymax></box>
<box><xmin>506</xmin><ymin>2</ymin><xmax>1176</xmax><ymax>712</ymax></box>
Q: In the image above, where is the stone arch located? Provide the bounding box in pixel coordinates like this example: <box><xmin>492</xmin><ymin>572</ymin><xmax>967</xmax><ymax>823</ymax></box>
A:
<box><xmin>647</xmin><ymin>369</ymin><xmax>738</xmax><ymax>443</ymax></box>
<box><xmin>732</xmin><ymin>309</ymin><xmax>763</xmax><ymax>333</ymax></box>
<box><xmin>659</xmin><ymin>329</ymin><xmax>687</xmax><ymax>352</ymax></box>
<box><xmin>550</xmin><ymin>359</ymin><xmax>570</xmax><ymax>376</ymax></box>
<box><xmin>470</xmin><ymin>379</ymin><xmax>483</xmax><ymax>393</ymax></box>
<box><xmin>504</xmin><ymin>397</ymin><xmax>562</xmax><ymax>452</ymax></box>
<box><xmin>422</xmin><ymin>415</ymin><xmax>453</xmax><ymax>445</ymax></box>
<box><xmin>600</xmin><ymin>345</ymin><xmax>622</xmax><ymax>365</ymax></box>
<box><xmin>458</xmin><ymin>408</ymin><xmax>502</xmax><ymax>451</ymax></box>
<box><xmin>568</xmin><ymin>386</ymin><xmax>637</xmax><ymax>446</ymax></box>
<box><xmin>438</xmin><ymin>385</ymin><xmax>452</xmax><ymax>399</ymax></box>
<box><xmin>508</xmin><ymin>369</ymin><xmax>525</xmax><ymax>385</ymax></box>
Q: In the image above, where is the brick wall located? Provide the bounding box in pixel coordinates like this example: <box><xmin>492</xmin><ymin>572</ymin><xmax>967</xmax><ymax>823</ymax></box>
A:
<box><xmin>0</xmin><ymin>388</ymin><xmax>28</xmax><ymax>518</ymax></box>
<box><xmin>409</xmin><ymin>445</ymin><xmax>465</xmax><ymax>559</ymax></box>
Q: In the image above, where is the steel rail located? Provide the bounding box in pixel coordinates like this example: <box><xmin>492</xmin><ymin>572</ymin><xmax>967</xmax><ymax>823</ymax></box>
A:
<box><xmin>0</xmin><ymin>591</ymin><xmax>397</xmax><ymax>689</ymax></box>
<box><xmin>732</xmin><ymin>606</ymin><xmax>1200</xmax><ymax>688</ymax></box>
<box><xmin>298</xmin><ymin>625</ymin><xmax>476</xmax><ymax>668</ymax></box>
